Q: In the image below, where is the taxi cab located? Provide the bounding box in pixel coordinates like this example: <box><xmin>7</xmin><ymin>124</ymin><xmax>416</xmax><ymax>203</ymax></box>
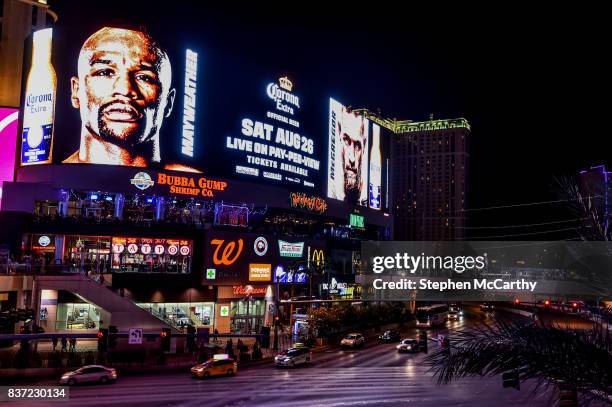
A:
<box><xmin>191</xmin><ymin>354</ymin><xmax>237</xmax><ymax>379</ymax></box>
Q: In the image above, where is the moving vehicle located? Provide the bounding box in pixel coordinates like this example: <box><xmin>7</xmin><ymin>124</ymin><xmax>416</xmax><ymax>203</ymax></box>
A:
<box><xmin>480</xmin><ymin>302</ymin><xmax>494</xmax><ymax>311</ymax></box>
<box><xmin>341</xmin><ymin>333</ymin><xmax>365</xmax><ymax>348</ymax></box>
<box><xmin>396</xmin><ymin>338</ymin><xmax>419</xmax><ymax>353</ymax></box>
<box><xmin>416</xmin><ymin>304</ymin><xmax>449</xmax><ymax>328</ymax></box>
<box><xmin>275</xmin><ymin>347</ymin><xmax>312</xmax><ymax>367</ymax></box>
<box><xmin>448</xmin><ymin>305</ymin><xmax>463</xmax><ymax>320</ymax></box>
<box><xmin>60</xmin><ymin>365</ymin><xmax>117</xmax><ymax>386</ymax></box>
<box><xmin>191</xmin><ymin>355</ymin><xmax>237</xmax><ymax>378</ymax></box>
<box><xmin>378</xmin><ymin>330</ymin><xmax>401</xmax><ymax>343</ymax></box>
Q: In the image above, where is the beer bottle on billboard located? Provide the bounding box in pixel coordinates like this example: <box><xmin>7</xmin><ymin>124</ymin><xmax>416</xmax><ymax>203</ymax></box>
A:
<box><xmin>21</xmin><ymin>28</ymin><xmax>56</xmax><ymax>166</ymax></box>
<box><xmin>369</xmin><ymin>124</ymin><xmax>382</xmax><ymax>210</ymax></box>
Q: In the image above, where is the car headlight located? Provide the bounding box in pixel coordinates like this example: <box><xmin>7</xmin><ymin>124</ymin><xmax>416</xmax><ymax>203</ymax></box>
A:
<box><xmin>195</xmin><ymin>367</ymin><xmax>204</xmax><ymax>372</ymax></box>
<box><xmin>61</xmin><ymin>374</ymin><xmax>70</xmax><ymax>379</ymax></box>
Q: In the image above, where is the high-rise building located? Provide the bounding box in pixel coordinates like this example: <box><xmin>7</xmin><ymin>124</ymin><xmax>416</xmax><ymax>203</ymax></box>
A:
<box><xmin>351</xmin><ymin>111</ymin><xmax>470</xmax><ymax>241</ymax></box>
<box><xmin>392</xmin><ymin>117</ymin><xmax>470</xmax><ymax>240</ymax></box>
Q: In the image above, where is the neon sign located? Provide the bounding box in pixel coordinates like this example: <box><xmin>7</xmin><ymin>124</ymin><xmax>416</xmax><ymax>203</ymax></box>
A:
<box><xmin>182</xmin><ymin>49</ymin><xmax>198</xmax><ymax>157</ymax></box>
<box><xmin>232</xmin><ymin>285</ymin><xmax>267</xmax><ymax>296</ymax></box>
<box><xmin>289</xmin><ymin>192</ymin><xmax>327</xmax><ymax>214</ymax></box>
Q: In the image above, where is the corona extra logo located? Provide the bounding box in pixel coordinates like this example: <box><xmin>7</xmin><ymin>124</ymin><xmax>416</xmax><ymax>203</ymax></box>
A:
<box><xmin>130</xmin><ymin>172</ymin><xmax>154</xmax><ymax>190</ymax></box>
<box><xmin>312</xmin><ymin>249</ymin><xmax>325</xmax><ymax>266</ymax></box>
<box><xmin>279</xmin><ymin>76</ymin><xmax>293</xmax><ymax>92</ymax></box>
<box><xmin>211</xmin><ymin>238</ymin><xmax>244</xmax><ymax>266</ymax></box>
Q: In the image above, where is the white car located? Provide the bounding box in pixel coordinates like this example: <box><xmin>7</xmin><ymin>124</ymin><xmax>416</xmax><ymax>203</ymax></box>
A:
<box><xmin>396</xmin><ymin>339</ymin><xmax>419</xmax><ymax>353</ymax></box>
<box><xmin>60</xmin><ymin>365</ymin><xmax>117</xmax><ymax>386</ymax></box>
<box><xmin>275</xmin><ymin>347</ymin><xmax>312</xmax><ymax>367</ymax></box>
<box><xmin>341</xmin><ymin>333</ymin><xmax>365</xmax><ymax>348</ymax></box>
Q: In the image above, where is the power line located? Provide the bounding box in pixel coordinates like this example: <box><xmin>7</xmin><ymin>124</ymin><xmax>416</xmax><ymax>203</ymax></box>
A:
<box><xmin>457</xmin><ymin>218</ymin><xmax>587</xmax><ymax>230</ymax></box>
<box><xmin>457</xmin><ymin>196</ymin><xmax>602</xmax><ymax>213</ymax></box>
<box><xmin>459</xmin><ymin>227</ymin><xmax>581</xmax><ymax>240</ymax></box>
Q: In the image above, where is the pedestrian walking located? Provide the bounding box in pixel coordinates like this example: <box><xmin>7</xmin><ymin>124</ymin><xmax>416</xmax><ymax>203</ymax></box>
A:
<box><xmin>61</xmin><ymin>337</ymin><xmax>68</xmax><ymax>352</ymax></box>
<box><xmin>52</xmin><ymin>337</ymin><xmax>58</xmax><ymax>351</ymax></box>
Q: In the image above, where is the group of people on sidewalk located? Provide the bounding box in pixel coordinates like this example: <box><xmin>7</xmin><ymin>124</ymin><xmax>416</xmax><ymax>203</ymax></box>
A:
<box><xmin>51</xmin><ymin>337</ymin><xmax>78</xmax><ymax>352</ymax></box>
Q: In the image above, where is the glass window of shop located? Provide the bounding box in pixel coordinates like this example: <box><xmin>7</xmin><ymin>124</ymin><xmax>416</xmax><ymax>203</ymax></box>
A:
<box><xmin>65</xmin><ymin>192</ymin><xmax>116</xmax><ymax>219</ymax></box>
<box><xmin>34</xmin><ymin>200</ymin><xmax>59</xmax><ymax>217</ymax></box>
<box><xmin>229</xmin><ymin>299</ymin><xmax>265</xmax><ymax>334</ymax></box>
<box><xmin>64</xmin><ymin>235</ymin><xmax>112</xmax><ymax>273</ymax></box>
<box><xmin>137</xmin><ymin>302</ymin><xmax>214</xmax><ymax>327</ymax></box>
<box><xmin>111</xmin><ymin>237</ymin><xmax>192</xmax><ymax>273</ymax></box>
<box><xmin>55</xmin><ymin>302</ymin><xmax>101</xmax><ymax>331</ymax></box>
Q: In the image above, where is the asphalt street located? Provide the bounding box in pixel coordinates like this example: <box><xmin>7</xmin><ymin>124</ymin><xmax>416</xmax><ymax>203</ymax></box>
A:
<box><xmin>4</xmin><ymin>307</ymin><xmax>575</xmax><ymax>407</ymax></box>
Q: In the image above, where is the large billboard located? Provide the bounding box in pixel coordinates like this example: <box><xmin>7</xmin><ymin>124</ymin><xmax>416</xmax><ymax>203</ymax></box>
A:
<box><xmin>327</xmin><ymin>98</ymin><xmax>391</xmax><ymax>210</ymax></box>
<box><xmin>19</xmin><ymin>26</ymin><xmax>322</xmax><ymax>191</ymax></box>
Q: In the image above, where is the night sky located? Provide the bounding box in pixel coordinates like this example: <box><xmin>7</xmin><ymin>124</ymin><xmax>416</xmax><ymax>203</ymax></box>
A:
<box><xmin>51</xmin><ymin>2</ymin><xmax>610</xmax><ymax>238</ymax></box>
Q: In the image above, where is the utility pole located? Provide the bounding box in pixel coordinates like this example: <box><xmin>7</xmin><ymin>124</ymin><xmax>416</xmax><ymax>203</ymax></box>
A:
<box><xmin>289</xmin><ymin>273</ymin><xmax>295</xmax><ymax>338</ymax></box>
<box><xmin>273</xmin><ymin>275</ymin><xmax>280</xmax><ymax>350</ymax></box>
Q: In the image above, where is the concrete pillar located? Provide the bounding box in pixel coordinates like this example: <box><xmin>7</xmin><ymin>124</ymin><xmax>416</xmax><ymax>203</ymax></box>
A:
<box><xmin>58</xmin><ymin>190</ymin><xmax>68</xmax><ymax>217</ymax></box>
<box><xmin>54</xmin><ymin>235</ymin><xmax>64</xmax><ymax>264</ymax></box>
<box><xmin>264</xmin><ymin>285</ymin><xmax>274</xmax><ymax>327</ymax></box>
<box><xmin>39</xmin><ymin>289</ymin><xmax>57</xmax><ymax>332</ymax></box>
<box><xmin>114</xmin><ymin>193</ymin><xmax>124</xmax><ymax>219</ymax></box>
<box><xmin>155</xmin><ymin>197</ymin><xmax>165</xmax><ymax>221</ymax></box>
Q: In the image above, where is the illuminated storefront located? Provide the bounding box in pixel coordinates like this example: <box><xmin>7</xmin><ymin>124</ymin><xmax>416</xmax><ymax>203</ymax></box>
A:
<box><xmin>64</xmin><ymin>235</ymin><xmax>111</xmax><ymax>273</ymax></box>
<box><xmin>137</xmin><ymin>302</ymin><xmax>214</xmax><ymax>328</ymax></box>
<box><xmin>112</xmin><ymin>237</ymin><xmax>192</xmax><ymax>273</ymax></box>
<box><xmin>39</xmin><ymin>289</ymin><xmax>109</xmax><ymax>333</ymax></box>
<box><xmin>55</xmin><ymin>302</ymin><xmax>101</xmax><ymax>331</ymax></box>
<box><xmin>30</xmin><ymin>234</ymin><xmax>56</xmax><ymax>257</ymax></box>
<box><xmin>216</xmin><ymin>285</ymin><xmax>272</xmax><ymax>334</ymax></box>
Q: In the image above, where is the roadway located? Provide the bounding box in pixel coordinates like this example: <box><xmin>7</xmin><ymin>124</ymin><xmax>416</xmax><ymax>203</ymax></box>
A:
<box><xmin>5</xmin><ymin>307</ymin><xmax>573</xmax><ymax>407</ymax></box>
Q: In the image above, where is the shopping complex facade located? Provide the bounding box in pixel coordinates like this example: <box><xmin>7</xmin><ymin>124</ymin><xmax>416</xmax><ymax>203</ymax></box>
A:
<box><xmin>1</xmin><ymin>161</ymin><xmax>392</xmax><ymax>336</ymax></box>
<box><xmin>0</xmin><ymin>9</ymin><xmax>471</xmax><ymax>339</ymax></box>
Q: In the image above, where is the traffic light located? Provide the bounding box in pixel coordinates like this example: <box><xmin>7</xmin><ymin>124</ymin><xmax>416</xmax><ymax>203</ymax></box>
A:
<box><xmin>514</xmin><ymin>299</ymin><xmax>520</xmax><ymax>305</ymax></box>
<box><xmin>544</xmin><ymin>299</ymin><xmax>550</xmax><ymax>307</ymax></box>
<box><xmin>261</xmin><ymin>326</ymin><xmax>271</xmax><ymax>348</ymax></box>
<box><xmin>108</xmin><ymin>325</ymin><xmax>118</xmax><ymax>349</ymax></box>
<box><xmin>160</xmin><ymin>328</ymin><xmax>171</xmax><ymax>352</ymax></box>
<box><xmin>571</xmin><ymin>302</ymin><xmax>578</xmax><ymax>309</ymax></box>
<box><xmin>186</xmin><ymin>325</ymin><xmax>196</xmax><ymax>351</ymax></box>
<box><xmin>274</xmin><ymin>316</ymin><xmax>281</xmax><ymax>326</ymax></box>
<box><xmin>442</xmin><ymin>337</ymin><xmax>450</xmax><ymax>348</ymax></box>
<box><xmin>558</xmin><ymin>381</ymin><xmax>577</xmax><ymax>407</ymax></box>
<box><xmin>418</xmin><ymin>330</ymin><xmax>428</xmax><ymax>354</ymax></box>
<box><xmin>98</xmin><ymin>328</ymin><xmax>108</xmax><ymax>352</ymax></box>
<box><xmin>502</xmin><ymin>369</ymin><xmax>520</xmax><ymax>390</ymax></box>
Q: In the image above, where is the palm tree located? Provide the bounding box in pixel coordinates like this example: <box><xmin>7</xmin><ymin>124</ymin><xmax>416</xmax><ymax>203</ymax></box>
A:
<box><xmin>424</xmin><ymin>320</ymin><xmax>612</xmax><ymax>405</ymax></box>
<box><xmin>555</xmin><ymin>175</ymin><xmax>608</xmax><ymax>241</ymax></box>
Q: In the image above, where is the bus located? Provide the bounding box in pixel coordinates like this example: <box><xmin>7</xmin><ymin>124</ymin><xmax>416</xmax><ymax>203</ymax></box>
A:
<box><xmin>416</xmin><ymin>304</ymin><xmax>449</xmax><ymax>328</ymax></box>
